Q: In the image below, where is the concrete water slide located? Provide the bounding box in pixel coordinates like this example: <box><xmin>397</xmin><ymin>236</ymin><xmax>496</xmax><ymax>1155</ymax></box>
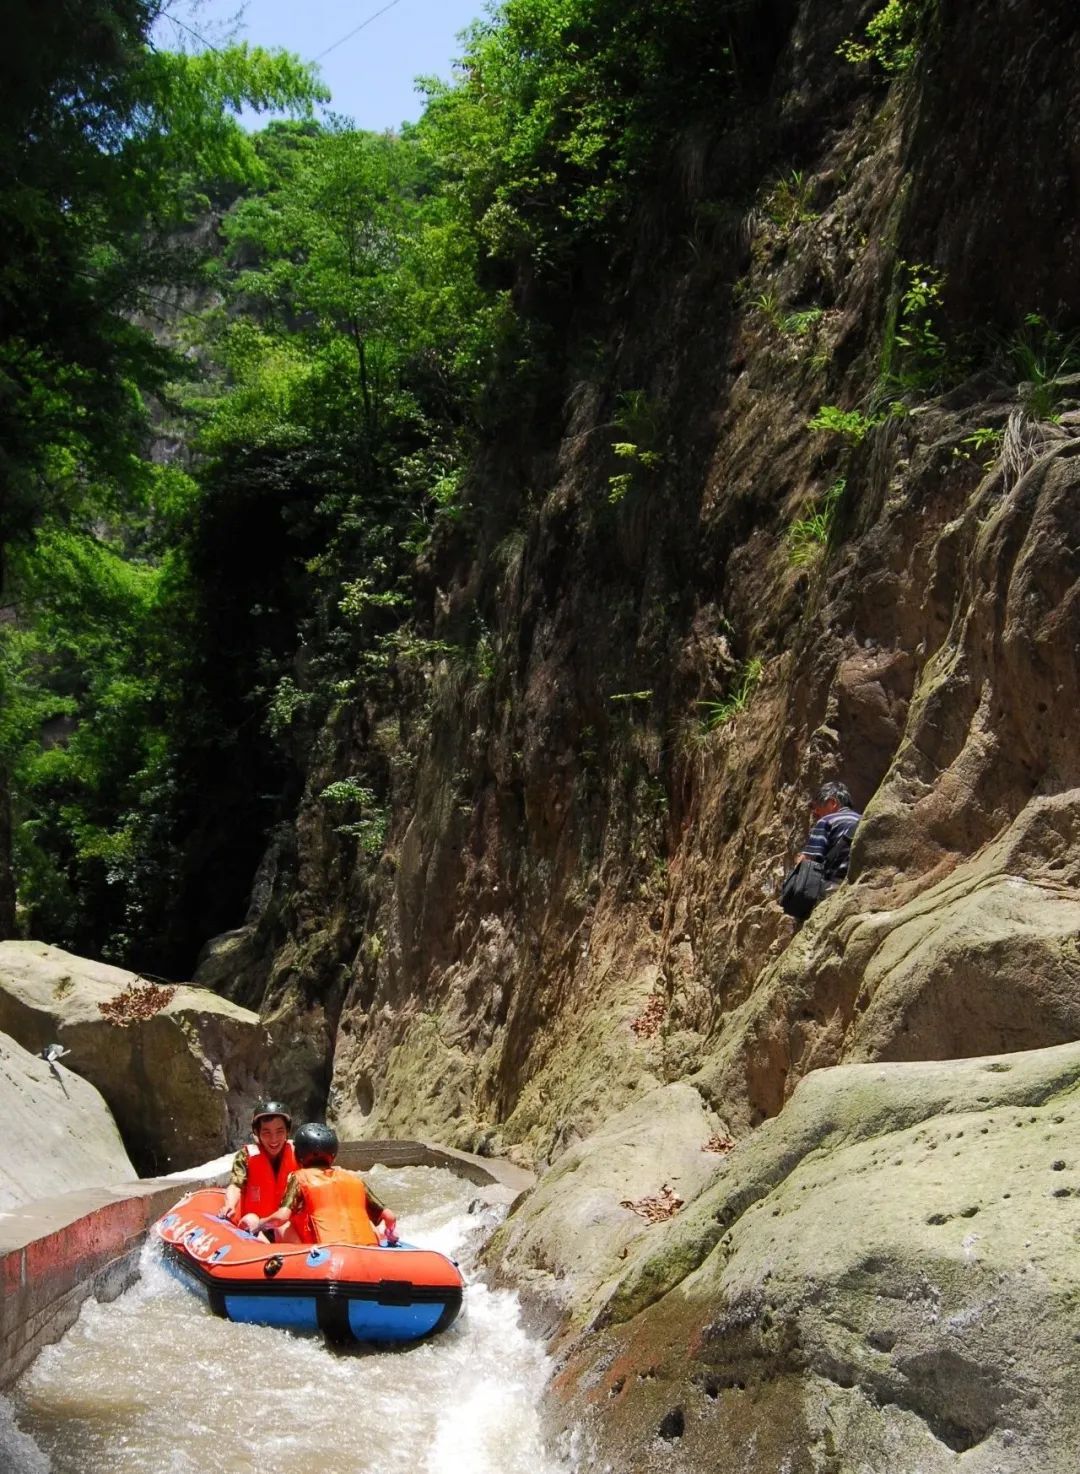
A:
<box><xmin>0</xmin><ymin>1141</ymin><xmax>532</xmax><ymax>1388</ymax></box>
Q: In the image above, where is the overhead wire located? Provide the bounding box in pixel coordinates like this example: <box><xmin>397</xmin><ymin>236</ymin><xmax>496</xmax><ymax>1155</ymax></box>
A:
<box><xmin>156</xmin><ymin>2</ymin><xmax>410</xmax><ymax>85</ymax></box>
<box><xmin>156</xmin><ymin>7</ymin><xmax>223</xmax><ymax>54</ymax></box>
<box><xmin>314</xmin><ymin>0</ymin><xmax>405</xmax><ymax>62</ymax></box>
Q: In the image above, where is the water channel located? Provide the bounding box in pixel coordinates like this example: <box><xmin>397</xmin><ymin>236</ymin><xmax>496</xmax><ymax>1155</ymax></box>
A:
<box><xmin>2</xmin><ymin>1165</ymin><xmax>580</xmax><ymax>1474</ymax></box>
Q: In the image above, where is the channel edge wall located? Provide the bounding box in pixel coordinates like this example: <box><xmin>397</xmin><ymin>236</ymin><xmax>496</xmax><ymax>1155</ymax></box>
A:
<box><xmin>0</xmin><ymin>1139</ymin><xmax>533</xmax><ymax>1388</ymax></box>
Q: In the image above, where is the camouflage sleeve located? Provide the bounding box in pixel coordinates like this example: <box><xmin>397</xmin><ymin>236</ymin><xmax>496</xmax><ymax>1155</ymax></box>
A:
<box><xmin>228</xmin><ymin>1149</ymin><xmax>249</xmax><ymax>1189</ymax></box>
<box><xmin>280</xmin><ymin>1173</ymin><xmax>305</xmax><ymax>1214</ymax></box>
<box><xmin>362</xmin><ymin>1174</ymin><xmax>385</xmax><ymax>1220</ymax></box>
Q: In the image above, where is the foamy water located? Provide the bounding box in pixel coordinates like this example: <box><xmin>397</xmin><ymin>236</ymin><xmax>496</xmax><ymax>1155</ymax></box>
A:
<box><xmin>3</xmin><ymin>1166</ymin><xmax>577</xmax><ymax>1474</ymax></box>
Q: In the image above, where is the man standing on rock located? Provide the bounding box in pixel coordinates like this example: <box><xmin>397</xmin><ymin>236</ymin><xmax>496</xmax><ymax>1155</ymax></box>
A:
<box><xmin>797</xmin><ymin>780</ymin><xmax>862</xmax><ymax>889</ymax></box>
<box><xmin>221</xmin><ymin>1099</ymin><xmax>299</xmax><ymax>1240</ymax></box>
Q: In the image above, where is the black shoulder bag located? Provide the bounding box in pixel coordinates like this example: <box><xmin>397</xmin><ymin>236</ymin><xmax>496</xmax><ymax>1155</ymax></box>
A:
<box><xmin>779</xmin><ymin>858</ymin><xmax>826</xmax><ymax>919</ymax></box>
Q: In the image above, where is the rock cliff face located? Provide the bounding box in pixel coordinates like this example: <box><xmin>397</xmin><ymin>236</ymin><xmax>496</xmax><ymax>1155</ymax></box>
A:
<box><xmin>216</xmin><ymin>0</ymin><xmax>1080</xmax><ymax>1154</ymax></box>
<box><xmin>196</xmin><ymin>1</ymin><xmax>1080</xmax><ymax>1465</ymax></box>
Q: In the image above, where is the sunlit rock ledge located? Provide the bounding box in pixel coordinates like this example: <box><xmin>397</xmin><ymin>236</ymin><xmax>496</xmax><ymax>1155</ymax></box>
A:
<box><xmin>488</xmin><ymin>1042</ymin><xmax>1080</xmax><ymax>1473</ymax></box>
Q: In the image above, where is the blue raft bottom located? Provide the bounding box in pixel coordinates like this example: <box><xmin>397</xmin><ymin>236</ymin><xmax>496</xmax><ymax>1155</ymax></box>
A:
<box><xmin>222</xmin><ymin>1295</ymin><xmax>447</xmax><ymax>1340</ymax></box>
<box><xmin>162</xmin><ymin>1248</ymin><xmax>456</xmax><ymax>1342</ymax></box>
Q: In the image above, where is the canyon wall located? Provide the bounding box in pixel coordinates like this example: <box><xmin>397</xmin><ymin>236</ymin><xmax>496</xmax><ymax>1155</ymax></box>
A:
<box><xmin>27</xmin><ymin>1</ymin><xmax>1072</xmax><ymax>1465</ymax></box>
<box><xmin>205</xmin><ymin>0</ymin><xmax>1080</xmax><ymax>1170</ymax></box>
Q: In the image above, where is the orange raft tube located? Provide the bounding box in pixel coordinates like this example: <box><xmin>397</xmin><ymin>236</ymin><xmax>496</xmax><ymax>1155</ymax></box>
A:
<box><xmin>154</xmin><ymin>1187</ymin><xmax>464</xmax><ymax>1343</ymax></box>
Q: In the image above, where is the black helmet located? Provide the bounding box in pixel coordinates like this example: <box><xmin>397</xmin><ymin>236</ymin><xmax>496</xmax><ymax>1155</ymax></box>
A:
<box><xmin>251</xmin><ymin>1099</ymin><xmax>292</xmax><ymax>1131</ymax></box>
<box><xmin>294</xmin><ymin>1122</ymin><xmax>338</xmax><ymax>1167</ymax></box>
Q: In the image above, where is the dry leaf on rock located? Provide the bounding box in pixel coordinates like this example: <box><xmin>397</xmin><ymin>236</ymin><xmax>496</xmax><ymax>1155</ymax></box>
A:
<box><xmin>630</xmin><ymin>994</ymin><xmax>667</xmax><ymax>1039</ymax></box>
<box><xmin>620</xmin><ymin>1183</ymin><xmax>684</xmax><ymax>1222</ymax></box>
<box><xmin>98</xmin><ymin>980</ymin><xmax>176</xmax><ymax>1027</ymax></box>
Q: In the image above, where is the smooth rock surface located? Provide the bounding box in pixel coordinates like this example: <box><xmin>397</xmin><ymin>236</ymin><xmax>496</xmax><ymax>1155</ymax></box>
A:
<box><xmin>487</xmin><ymin>1081</ymin><xmax>724</xmax><ymax>1332</ymax></box>
<box><xmin>533</xmin><ymin>1042</ymin><xmax>1080</xmax><ymax>1473</ymax></box>
<box><xmin>0</xmin><ymin>942</ymin><xmax>270</xmax><ymax>1174</ymax></box>
<box><xmin>0</xmin><ymin>1031</ymin><xmax>135</xmax><ymax>1210</ymax></box>
<box><xmin>699</xmin><ymin>792</ymin><xmax>1080</xmax><ymax>1131</ymax></box>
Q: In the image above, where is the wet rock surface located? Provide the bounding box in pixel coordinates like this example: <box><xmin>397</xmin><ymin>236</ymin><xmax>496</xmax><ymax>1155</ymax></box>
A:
<box><xmin>0</xmin><ymin>942</ymin><xmax>268</xmax><ymax>1173</ymax></box>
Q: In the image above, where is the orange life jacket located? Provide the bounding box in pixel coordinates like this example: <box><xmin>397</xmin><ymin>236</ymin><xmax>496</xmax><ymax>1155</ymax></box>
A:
<box><xmin>294</xmin><ymin>1167</ymin><xmax>379</xmax><ymax>1246</ymax></box>
<box><xmin>241</xmin><ymin>1141</ymin><xmax>298</xmax><ymax>1219</ymax></box>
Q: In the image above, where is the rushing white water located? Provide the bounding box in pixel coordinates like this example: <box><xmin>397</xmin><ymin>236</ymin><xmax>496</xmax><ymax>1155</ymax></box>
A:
<box><xmin>4</xmin><ymin>1165</ymin><xmax>577</xmax><ymax>1474</ymax></box>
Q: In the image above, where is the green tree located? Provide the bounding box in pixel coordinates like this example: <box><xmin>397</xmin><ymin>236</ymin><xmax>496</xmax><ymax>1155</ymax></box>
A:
<box><xmin>416</xmin><ymin>0</ymin><xmax>756</xmax><ymax>274</ymax></box>
<box><xmin>0</xmin><ymin>1</ymin><xmax>323</xmax><ymax>939</ymax></box>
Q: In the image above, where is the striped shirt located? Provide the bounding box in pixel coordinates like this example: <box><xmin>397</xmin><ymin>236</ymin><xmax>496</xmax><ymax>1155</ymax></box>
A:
<box><xmin>803</xmin><ymin>807</ymin><xmax>861</xmax><ymax>878</ymax></box>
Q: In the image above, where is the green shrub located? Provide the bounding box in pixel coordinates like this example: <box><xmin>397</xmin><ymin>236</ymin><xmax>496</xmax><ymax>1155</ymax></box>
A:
<box><xmin>319</xmin><ymin>778</ymin><xmax>388</xmax><ymax>854</ymax></box>
<box><xmin>335</xmin><ymin>812</ymin><xmax>390</xmax><ymax>855</ymax></box>
<box><xmin>267</xmin><ymin>676</ymin><xmax>309</xmax><ymax>738</ymax></box>
<box><xmin>754</xmin><ymin>291</ymin><xmax>783</xmax><ymax>330</ymax></box>
<box><xmin>952</xmin><ymin>427</ymin><xmax>1003</xmax><ymax>470</ymax></box>
<box><xmin>319</xmin><ymin>778</ymin><xmax>376</xmax><ymax>806</ymax></box>
<box><xmin>783</xmin><ymin>306</ymin><xmax>824</xmax><ymax>337</ymax></box>
<box><xmin>608</xmin><ymin>389</ymin><xmax>664</xmax><ymax>503</ymax></box>
<box><xmin>787</xmin><ymin>479</ymin><xmax>845</xmax><ymax>565</ymax></box>
<box><xmin>807</xmin><ymin>405</ymin><xmax>875</xmax><ymax>444</ymax></box>
<box><xmin>764</xmin><ymin>170</ymin><xmax>817</xmax><ymax>231</ymax></box>
<box><xmin>698</xmin><ymin>658</ymin><xmax>763</xmax><ymax>730</ymax></box>
<box><xmin>882</xmin><ymin>261</ymin><xmax>949</xmax><ymax>393</ymax></box>
<box><xmin>339</xmin><ymin>579</ymin><xmax>409</xmax><ymax>619</ymax></box>
<box><xmin>1004</xmin><ymin>313</ymin><xmax>1080</xmax><ymax>421</ymax></box>
<box><xmin>838</xmin><ymin>0</ymin><xmax>924</xmax><ymax>74</ymax></box>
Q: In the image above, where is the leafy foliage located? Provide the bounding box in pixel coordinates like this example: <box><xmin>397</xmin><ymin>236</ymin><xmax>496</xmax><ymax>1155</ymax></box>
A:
<box><xmin>698</xmin><ymin>658</ymin><xmax>763</xmax><ymax>731</ymax></box>
<box><xmin>951</xmin><ymin>426</ymin><xmax>1004</xmax><ymax>470</ymax></box>
<box><xmin>882</xmin><ymin>261</ymin><xmax>949</xmax><ymax>394</ymax></box>
<box><xmin>807</xmin><ymin>404</ymin><xmax>876</xmax><ymax>444</ymax></box>
<box><xmin>787</xmin><ymin>479</ymin><xmax>846</xmax><ymax>565</ymax></box>
<box><xmin>0</xmin><ymin>3</ymin><xmax>323</xmax><ymax>558</ymax></box>
<box><xmin>1</xmin><ymin>0</ymin><xmax>804</xmax><ymax>969</ymax></box>
<box><xmin>607</xmin><ymin>389</ymin><xmax>665</xmax><ymax>503</ymax></box>
<box><xmin>1002</xmin><ymin>313</ymin><xmax>1080</xmax><ymax>421</ymax></box>
<box><xmin>0</xmin><ymin>4</ymin><xmax>322</xmax><ymax>956</ymax></box>
<box><xmin>838</xmin><ymin>0</ymin><xmax>925</xmax><ymax>74</ymax></box>
<box><xmin>417</xmin><ymin>0</ymin><xmax>763</xmax><ymax>274</ymax></box>
<box><xmin>764</xmin><ymin>170</ymin><xmax>818</xmax><ymax>232</ymax></box>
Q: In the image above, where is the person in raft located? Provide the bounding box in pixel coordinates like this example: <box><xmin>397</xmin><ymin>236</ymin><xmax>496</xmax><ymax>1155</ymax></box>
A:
<box><xmin>261</xmin><ymin>1122</ymin><xmax>399</xmax><ymax>1246</ymax></box>
<box><xmin>220</xmin><ymin>1099</ymin><xmax>300</xmax><ymax>1240</ymax></box>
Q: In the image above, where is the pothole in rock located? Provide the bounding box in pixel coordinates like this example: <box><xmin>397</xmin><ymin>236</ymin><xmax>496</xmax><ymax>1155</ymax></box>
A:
<box><xmin>658</xmin><ymin>1407</ymin><xmax>685</xmax><ymax>1441</ymax></box>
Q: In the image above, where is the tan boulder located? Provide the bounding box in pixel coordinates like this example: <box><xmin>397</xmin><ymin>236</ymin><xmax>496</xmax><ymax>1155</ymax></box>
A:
<box><xmin>0</xmin><ymin>1030</ymin><xmax>135</xmax><ymax>1209</ymax></box>
<box><xmin>0</xmin><ymin>942</ymin><xmax>270</xmax><ymax>1174</ymax></box>
<box><xmin>534</xmin><ymin>1042</ymin><xmax>1080</xmax><ymax>1473</ymax></box>
<box><xmin>486</xmin><ymin>1080</ymin><xmax>727</xmax><ymax>1332</ymax></box>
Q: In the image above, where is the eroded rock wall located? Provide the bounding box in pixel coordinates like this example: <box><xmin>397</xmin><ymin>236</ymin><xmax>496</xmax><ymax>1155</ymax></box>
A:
<box><xmin>196</xmin><ymin>0</ymin><xmax>1080</xmax><ymax>1184</ymax></box>
<box><xmin>201</xmin><ymin>0</ymin><xmax>1080</xmax><ymax>1171</ymax></box>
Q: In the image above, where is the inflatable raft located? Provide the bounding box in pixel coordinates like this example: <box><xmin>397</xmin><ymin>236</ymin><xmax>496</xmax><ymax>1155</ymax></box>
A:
<box><xmin>154</xmin><ymin>1187</ymin><xmax>463</xmax><ymax>1343</ymax></box>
